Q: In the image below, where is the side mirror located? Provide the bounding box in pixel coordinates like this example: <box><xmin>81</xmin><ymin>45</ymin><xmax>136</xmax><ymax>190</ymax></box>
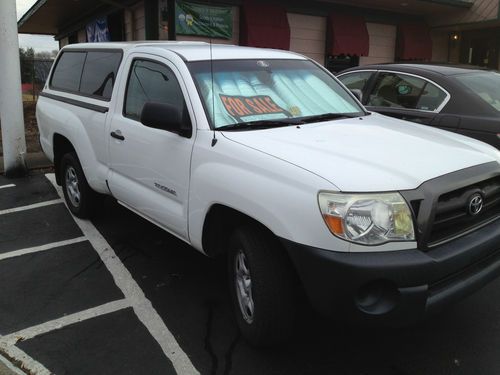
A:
<box><xmin>350</xmin><ymin>89</ymin><xmax>363</xmax><ymax>103</ymax></box>
<box><xmin>140</xmin><ymin>102</ymin><xmax>192</xmax><ymax>138</ymax></box>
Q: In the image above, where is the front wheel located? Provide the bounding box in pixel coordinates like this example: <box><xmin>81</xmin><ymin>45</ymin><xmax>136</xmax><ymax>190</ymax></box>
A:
<box><xmin>228</xmin><ymin>225</ymin><xmax>297</xmax><ymax>346</ymax></box>
<box><xmin>60</xmin><ymin>152</ymin><xmax>97</xmax><ymax>218</ymax></box>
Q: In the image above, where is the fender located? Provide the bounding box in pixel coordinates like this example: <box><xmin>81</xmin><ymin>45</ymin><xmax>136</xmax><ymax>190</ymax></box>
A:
<box><xmin>188</xmin><ymin>131</ymin><xmax>347</xmax><ymax>253</ymax></box>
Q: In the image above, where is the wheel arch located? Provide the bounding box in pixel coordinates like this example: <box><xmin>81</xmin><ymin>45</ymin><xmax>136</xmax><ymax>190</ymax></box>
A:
<box><xmin>201</xmin><ymin>204</ymin><xmax>281</xmax><ymax>258</ymax></box>
<box><xmin>53</xmin><ymin>133</ymin><xmax>76</xmax><ymax>185</ymax></box>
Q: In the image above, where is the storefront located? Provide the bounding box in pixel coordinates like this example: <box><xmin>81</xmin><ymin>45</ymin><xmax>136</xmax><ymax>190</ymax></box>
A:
<box><xmin>18</xmin><ymin>0</ymin><xmax>500</xmax><ymax>70</ymax></box>
<box><xmin>458</xmin><ymin>28</ymin><xmax>500</xmax><ymax>69</ymax></box>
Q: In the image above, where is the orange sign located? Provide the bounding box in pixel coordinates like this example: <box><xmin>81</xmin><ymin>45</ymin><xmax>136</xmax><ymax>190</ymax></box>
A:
<box><xmin>219</xmin><ymin>94</ymin><xmax>289</xmax><ymax>119</ymax></box>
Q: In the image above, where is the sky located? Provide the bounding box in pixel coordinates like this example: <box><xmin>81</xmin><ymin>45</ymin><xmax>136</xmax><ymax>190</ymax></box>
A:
<box><xmin>17</xmin><ymin>0</ymin><xmax>59</xmax><ymax>53</ymax></box>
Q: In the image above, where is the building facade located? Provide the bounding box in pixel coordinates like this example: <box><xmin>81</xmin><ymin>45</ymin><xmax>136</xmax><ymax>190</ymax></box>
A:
<box><xmin>18</xmin><ymin>0</ymin><xmax>500</xmax><ymax>71</ymax></box>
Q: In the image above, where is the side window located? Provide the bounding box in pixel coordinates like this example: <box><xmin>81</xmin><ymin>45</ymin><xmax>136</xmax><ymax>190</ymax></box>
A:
<box><xmin>416</xmin><ymin>82</ymin><xmax>448</xmax><ymax>111</ymax></box>
<box><xmin>338</xmin><ymin>71</ymin><xmax>373</xmax><ymax>92</ymax></box>
<box><xmin>50</xmin><ymin>51</ymin><xmax>87</xmax><ymax>92</ymax></box>
<box><xmin>124</xmin><ymin>59</ymin><xmax>185</xmax><ymax>121</ymax></box>
<box><xmin>79</xmin><ymin>52</ymin><xmax>122</xmax><ymax>100</ymax></box>
<box><xmin>367</xmin><ymin>72</ymin><xmax>447</xmax><ymax>111</ymax></box>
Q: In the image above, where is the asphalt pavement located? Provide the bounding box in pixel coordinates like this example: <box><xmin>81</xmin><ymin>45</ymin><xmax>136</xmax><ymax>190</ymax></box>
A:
<box><xmin>2</xmin><ymin>171</ymin><xmax>500</xmax><ymax>374</ymax></box>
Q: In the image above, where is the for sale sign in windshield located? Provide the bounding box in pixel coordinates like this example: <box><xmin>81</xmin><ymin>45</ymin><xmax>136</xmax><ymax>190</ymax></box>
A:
<box><xmin>219</xmin><ymin>94</ymin><xmax>290</xmax><ymax>121</ymax></box>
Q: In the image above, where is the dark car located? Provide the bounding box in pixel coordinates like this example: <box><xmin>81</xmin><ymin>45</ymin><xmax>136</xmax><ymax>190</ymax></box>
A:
<box><xmin>337</xmin><ymin>64</ymin><xmax>500</xmax><ymax>149</ymax></box>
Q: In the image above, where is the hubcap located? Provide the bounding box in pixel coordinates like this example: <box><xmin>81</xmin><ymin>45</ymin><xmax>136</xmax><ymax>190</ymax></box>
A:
<box><xmin>65</xmin><ymin>166</ymin><xmax>81</xmax><ymax>208</ymax></box>
<box><xmin>235</xmin><ymin>250</ymin><xmax>254</xmax><ymax>323</ymax></box>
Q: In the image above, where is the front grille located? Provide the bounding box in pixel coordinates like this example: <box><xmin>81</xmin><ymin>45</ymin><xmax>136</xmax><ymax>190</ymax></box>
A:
<box><xmin>428</xmin><ymin>176</ymin><xmax>500</xmax><ymax>246</ymax></box>
<box><xmin>399</xmin><ymin>162</ymin><xmax>500</xmax><ymax>250</ymax></box>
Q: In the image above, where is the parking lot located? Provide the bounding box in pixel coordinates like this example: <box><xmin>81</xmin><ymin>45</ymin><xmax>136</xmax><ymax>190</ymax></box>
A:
<box><xmin>2</xmin><ymin>171</ymin><xmax>500</xmax><ymax>375</ymax></box>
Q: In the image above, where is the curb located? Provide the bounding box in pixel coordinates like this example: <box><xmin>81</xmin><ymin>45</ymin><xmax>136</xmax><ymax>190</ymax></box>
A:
<box><xmin>0</xmin><ymin>152</ymin><xmax>52</xmax><ymax>175</ymax></box>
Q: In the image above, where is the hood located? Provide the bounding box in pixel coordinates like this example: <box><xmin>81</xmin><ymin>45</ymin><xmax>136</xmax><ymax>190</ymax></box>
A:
<box><xmin>221</xmin><ymin>113</ymin><xmax>500</xmax><ymax>192</ymax></box>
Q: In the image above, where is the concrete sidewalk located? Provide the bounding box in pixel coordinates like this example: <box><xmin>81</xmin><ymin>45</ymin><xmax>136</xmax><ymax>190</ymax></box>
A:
<box><xmin>0</xmin><ymin>152</ymin><xmax>52</xmax><ymax>174</ymax></box>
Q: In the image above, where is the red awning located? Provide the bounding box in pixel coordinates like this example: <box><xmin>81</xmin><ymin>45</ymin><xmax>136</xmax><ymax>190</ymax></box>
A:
<box><xmin>328</xmin><ymin>13</ymin><xmax>369</xmax><ymax>56</ymax></box>
<box><xmin>397</xmin><ymin>24</ymin><xmax>432</xmax><ymax>60</ymax></box>
<box><xmin>240</xmin><ymin>2</ymin><xmax>290</xmax><ymax>50</ymax></box>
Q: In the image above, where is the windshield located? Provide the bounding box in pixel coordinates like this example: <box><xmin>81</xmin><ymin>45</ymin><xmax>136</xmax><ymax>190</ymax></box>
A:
<box><xmin>455</xmin><ymin>71</ymin><xmax>500</xmax><ymax>112</ymax></box>
<box><xmin>188</xmin><ymin>59</ymin><xmax>365</xmax><ymax>129</ymax></box>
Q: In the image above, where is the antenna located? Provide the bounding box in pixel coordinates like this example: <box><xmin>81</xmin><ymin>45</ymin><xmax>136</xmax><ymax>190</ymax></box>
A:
<box><xmin>209</xmin><ymin>1</ymin><xmax>218</xmax><ymax>147</ymax></box>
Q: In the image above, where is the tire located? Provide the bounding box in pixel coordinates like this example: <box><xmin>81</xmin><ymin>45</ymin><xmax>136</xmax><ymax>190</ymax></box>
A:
<box><xmin>60</xmin><ymin>152</ymin><xmax>97</xmax><ymax>218</ymax></box>
<box><xmin>228</xmin><ymin>225</ymin><xmax>297</xmax><ymax>346</ymax></box>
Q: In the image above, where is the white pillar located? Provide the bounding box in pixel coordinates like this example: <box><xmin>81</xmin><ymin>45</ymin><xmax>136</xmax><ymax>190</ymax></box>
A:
<box><xmin>0</xmin><ymin>0</ymin><xmax>27</xmax><ymax>177</ymax></box>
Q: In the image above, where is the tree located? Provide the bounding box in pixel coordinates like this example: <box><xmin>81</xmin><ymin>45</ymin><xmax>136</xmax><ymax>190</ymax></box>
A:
<box><xmin>19</xmin><ymin>47</ymin><xmax>34</xmax><ymax>83</ymax></box>
<box><xmin>35</xmin><ymin>50</ymin><xmax>58</xmax><ymax>60</ymax></box>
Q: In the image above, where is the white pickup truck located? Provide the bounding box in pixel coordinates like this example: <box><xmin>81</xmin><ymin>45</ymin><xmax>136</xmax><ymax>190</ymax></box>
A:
<box><xmin>37</xmin><ymin>42</ymin><xmax>500</xmax><ymax>346</ymax></box>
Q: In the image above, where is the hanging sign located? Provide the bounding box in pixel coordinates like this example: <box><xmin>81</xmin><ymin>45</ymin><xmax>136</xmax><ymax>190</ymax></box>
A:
<box><xmin>175</xmin><ymin>1</ymin><xmax>233</xmax><ymax>39</ymax></box>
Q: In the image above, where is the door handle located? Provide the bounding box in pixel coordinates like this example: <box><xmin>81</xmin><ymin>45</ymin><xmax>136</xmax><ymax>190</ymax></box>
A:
<box><xmin>110</xmin><ymin>130</ymin><xmax>125</xmax><ymax>141</ymax></box>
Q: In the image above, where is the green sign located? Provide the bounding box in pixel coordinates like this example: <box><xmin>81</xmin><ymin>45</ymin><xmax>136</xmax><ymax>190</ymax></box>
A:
<box><xmin>175</xmin><ymin>1</ymin><xmax>233</xmax><ymax>39</ymax></box>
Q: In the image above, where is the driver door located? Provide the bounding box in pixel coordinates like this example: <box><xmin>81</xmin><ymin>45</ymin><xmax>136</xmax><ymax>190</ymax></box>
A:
<box><xmin>107</xmin><ymin>54</ymin><xmax>195</xmax><ymax>240</ymax></box>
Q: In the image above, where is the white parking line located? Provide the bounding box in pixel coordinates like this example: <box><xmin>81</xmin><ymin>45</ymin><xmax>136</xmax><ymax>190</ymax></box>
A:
<box><xmin>0</xmin><ymin>345</ymin><xmax>50</xmax><ymax>375</ymax></box>
<box><xmin>0</xmin><ymin>299</ymin><xmax>130</xmax><ymax>347</ymax></box>
<box><xmin>0</xmin><ymin>353</ymin><xmax>26</xmax><ymax>375</ymax></box>
<box><xmin>0</xmin><ymin>300</ymin><xmax>129</xmax><ymax>375</ymax></box>
<box><xmin>0</xmin><ymin>184</ymin><xmax>15</xmax><ymax>190</ymax></box>
<box><xmin>0</xmin><ymin>237</ymin><xmax>88</xmax><ymax>262</ymax></box>
<box><xmin>0</xmin><ymin>199</ymin><xmax>63</xmax><ymax>216</ymax></box>
<box><xmin>46</xmin><ymin>174</ymin><xmax>199</xmax><ymax>375</ymax></box>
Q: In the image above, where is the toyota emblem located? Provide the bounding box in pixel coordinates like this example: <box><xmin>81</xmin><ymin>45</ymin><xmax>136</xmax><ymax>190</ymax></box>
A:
<box><xmin>468</xmin><ymin>193</ymin><xmax>484</xmax><ymax>216</ymax></box>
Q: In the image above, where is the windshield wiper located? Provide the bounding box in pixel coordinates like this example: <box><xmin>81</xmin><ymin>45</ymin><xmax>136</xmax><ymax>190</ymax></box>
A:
<box><xmin>216</xmin><ymin>112</ymin><xmax>368</xmax><ymax>131</ymax></box>
<box><xmin>297</xmin><ymin>112</ymin><xmax>363</xmax><ymax>124</ymax></box>
<box><xmin>217</xmin><ymin>119</ymin><xmax>303</xmax><ymax>131</ymax></box>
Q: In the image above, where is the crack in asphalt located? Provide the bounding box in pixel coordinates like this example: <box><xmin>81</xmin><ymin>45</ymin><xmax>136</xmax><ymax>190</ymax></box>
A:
<box><xmin>203</xmin><ymin>299</ymin><xmax>241</xmax><ymax>375</ymax></box>
<box><xmin>28</xmin><ymin>256</ymin><xmax>104</xmax><ymax>321</ymax></box>
<box><xmin>222</xmin><ymin>332</ymin><xmax>240</xmax><ymax>375</ymax></box>
<box><xmin>65</xmin><ymin>256</ymin><xmax>103</xmax><ymax>282</ymax></box>
<box><xmin>204</xmin><ymin>301</ymin><xmax>219</xmax><ymax>375</ymax></box>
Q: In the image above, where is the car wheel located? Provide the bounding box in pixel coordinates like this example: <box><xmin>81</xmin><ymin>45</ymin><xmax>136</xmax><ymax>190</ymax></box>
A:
<box><xmin>60</xmin><ymin>152</ymin><xmax>97</xmax><ymax>218</ymax></box>
<box><xmin>228</xmin><ymin>225</ymin><xmax>296</xmax><ymax>346</ymax></box>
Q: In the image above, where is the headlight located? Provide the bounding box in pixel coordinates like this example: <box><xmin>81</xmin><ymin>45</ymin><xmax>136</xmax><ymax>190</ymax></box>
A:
<box><xmin>318</xmin><ymin>192</ymin><xmax>415</xmax><ymax>245</ymax></box>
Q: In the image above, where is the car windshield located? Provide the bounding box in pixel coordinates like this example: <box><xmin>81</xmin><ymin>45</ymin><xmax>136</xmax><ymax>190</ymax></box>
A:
<box><xmin>188</xmin><ymin>59</ymin><xmax>365</xmax><ymax>129</ymax></box>
<box><xmin>455</xmin><ymin>71</ymin><xmax>500</xmax><ymax>112</ymax></box>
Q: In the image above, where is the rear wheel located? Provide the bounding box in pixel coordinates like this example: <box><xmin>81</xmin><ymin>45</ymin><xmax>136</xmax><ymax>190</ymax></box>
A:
<box><xmin>60</xmin><ymin>152</ymin><xmax>97</xmax><ymax>218</ymax></box>
<box><xmin>228</xmin><ymin>225</ymin><xmax>297</xmax><ymax>346</ymax></box>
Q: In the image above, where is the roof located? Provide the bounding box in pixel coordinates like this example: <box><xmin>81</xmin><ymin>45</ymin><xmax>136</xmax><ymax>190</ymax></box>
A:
<box><xmin>62</xmin><ymin>42</ymin><xmax>307</xmax><ymax>62</ymax></box>
<box><xmin>18</xmin><ymin>0</ymin><xmax>142</xmax><ymax>35</ymax></box>
<box><xmin>341</xmin><ymin>63</ymin><xmax>491</xmax><ymax>76</ymax></box>
<box><xmin>19</xmin><ymin>0</ymin><xmax>473</xmax><ymax>37</ymax></box>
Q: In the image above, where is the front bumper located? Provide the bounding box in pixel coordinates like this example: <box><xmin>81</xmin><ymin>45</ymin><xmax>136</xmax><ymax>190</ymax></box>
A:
<box><xmin>282</xmin><ymin>217</ymin><xmax>500</xmax><ymax>324</ymax></box>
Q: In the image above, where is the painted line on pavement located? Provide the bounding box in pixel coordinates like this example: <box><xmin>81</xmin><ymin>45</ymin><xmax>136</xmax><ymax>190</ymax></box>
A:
<box><xmin>0</xmin><ymin>237</ymin><xmax>88</xmax><ymax>262</ymax></box>
<box><xmin>0</xmin><ymin>345</ymin><xmax>50</xmax><ymax>375</ymax></box>
<box><xmin>0</xmin><ymin>300</ymin><xmax>130</xmax><ymax>375</ymax></box>
<box><xmin>46</xmin><ymin>173</ymin><xmax>199</xmax><ymax>375</ymax></box>
<box><xmin>0</xmin><ymin>299</ymin><xmax>130</xmax><ymax>347</ymax></box>
<box><xmin>0</xmin><ymin>353</ymin><xmax>26</xmax><ymax>375</ymax></box>
<box><xmin>0</xmin><ymin>199</ymin><xmax>63</xmax><ymax>216</ymax></box>
<box><xmin>0</xmin><ymin>184</ymin><xmax>16</xmax><ymax>190</ymax></box>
